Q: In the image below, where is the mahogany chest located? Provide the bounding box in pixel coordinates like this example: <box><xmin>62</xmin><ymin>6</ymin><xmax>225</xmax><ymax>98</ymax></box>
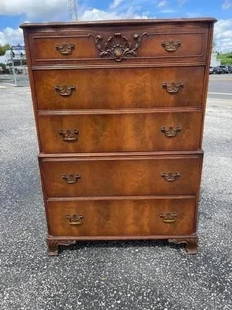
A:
<box><xmin>21</xmin><ymin>18</ymin><xmax>216</xmax><ymax>255</ymax></box>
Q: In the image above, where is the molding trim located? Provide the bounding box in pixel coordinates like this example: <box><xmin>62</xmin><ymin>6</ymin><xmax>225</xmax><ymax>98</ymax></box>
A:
<box><xmin>31</xmin><ymin>62</ymin><xmax>206</xmax><ymax>70</ymax></box>
<box><xmin>38</xmin><ymin>150</ymin><xmax>204</xmax><ymax>158</ymax></box>
<box><xmin>47</xmin><ymin>195</ymin><xmax>196</xmax><ymax>201</ymax></box>
<box><xmin>39</xmin><ymin>153</ymin><xmax>203</xmax><ymax>162</ymax></box>
<box><xmin>38</xmin><ymin>107</ymin><xmax>202</xmax><ymax>116</ymax></box>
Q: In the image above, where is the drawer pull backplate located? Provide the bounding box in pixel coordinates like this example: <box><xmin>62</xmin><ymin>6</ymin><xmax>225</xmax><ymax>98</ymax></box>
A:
<box><xmin>62</xmin><ymin>174</ymin><xmax>81</xmax><ymax>184</ymax></box>
<box><xmin>162</xmin><ymin>82</ymin><xmax>184</xmax><ymax>94</ymax></box>
<box><xmin>56</xmin><ymin>43</ymin><xmax>75</xmax><ymax>55</ymax></box>
<box><xmin>160</xmin><ymin>126</ymin><xmax>182</xmax><ymax>137</ymax></box>
<box><xmin>55</xmin><ymin>85</ymin><xmax>76</xmax><ymax>96</ymax></box>
<box><xmin>66</xmin><ymin>214</ymin><xmax>84</xmax><ymax>225</ymax></box>
<box><xmin>160</xmin><ymin>212</ymin><xmax>177</xmax><ymax>223</ymax></box>
<box><xmin>58</xmin><ymin>129</ymin><xmax>79</xmax><ymax>142</ymax></box>
<box><xmin>161</xmin><ymin>172</ymin><xmax>181</xmax><ymax>182</ymax></box>
<box><xmin>161</xmin><ymin>40</ymin><xmax>181</xmax><ymax>52</ymax></box>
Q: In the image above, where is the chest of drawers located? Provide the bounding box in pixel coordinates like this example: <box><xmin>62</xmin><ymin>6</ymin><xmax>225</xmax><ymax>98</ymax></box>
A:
<box><xmin>21</xmin><ymin>18</ymin><xmax>215</xmax><ymax>256</ymax></box>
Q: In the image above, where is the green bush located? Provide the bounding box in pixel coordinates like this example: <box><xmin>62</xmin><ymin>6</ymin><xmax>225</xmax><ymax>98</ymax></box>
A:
<box><xmin>217</xmin><ymin>52</ymin><xmax>232</xmax><ymax>65</ymax></box>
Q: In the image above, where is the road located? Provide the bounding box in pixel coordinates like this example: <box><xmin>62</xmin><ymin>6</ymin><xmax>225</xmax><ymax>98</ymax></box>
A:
<box><xmin>208</xmin><ymin>74</ymin><xmax>232</xmax><ymax>100</ymax></box>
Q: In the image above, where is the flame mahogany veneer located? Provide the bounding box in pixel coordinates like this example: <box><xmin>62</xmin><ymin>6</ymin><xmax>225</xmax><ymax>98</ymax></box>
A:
<box><xmin>21</xmin><ymin>18</ymin><xmax>216</xmax><ymax>256</ymax></box>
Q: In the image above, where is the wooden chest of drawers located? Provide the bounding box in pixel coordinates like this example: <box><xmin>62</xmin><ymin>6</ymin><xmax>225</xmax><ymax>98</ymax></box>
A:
<box><xmin>21</xmin><ymin>18</ymin><xmax>215</xmax><ymax>256</ymax></box>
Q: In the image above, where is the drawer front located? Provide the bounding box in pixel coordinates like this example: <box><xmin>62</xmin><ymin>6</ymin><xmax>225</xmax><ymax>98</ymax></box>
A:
<box><xmin>40</xmin><ymin>155</ymin><xmax>202</xmax><ymax>197</ymax></box>
<box><xmin>30</xmin><ymin>25</ymin><xmax>208</xmax><ymax>64</ymax></box>
<box><xmin>38</xmin><ymin>111</ymin><xmax>202</xmax><ymax>153</ymax></box>
<box><xmin>47</xmin><ymin>197</ymin><xmax>196</xmax><ymax>236</ymax></box>
<box><xmin>34</xmin><ymin>67</ymin><xmax>205</xmax><ymax>109</ymax></box>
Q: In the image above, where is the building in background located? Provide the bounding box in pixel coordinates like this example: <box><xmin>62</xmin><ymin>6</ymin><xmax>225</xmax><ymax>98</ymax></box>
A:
<box><xmin>0</xmin><ymin>44</ymin><xmax>28</xmax><ymax>86</ymax></box>
<box><xmin>0</xmin><ymin>44</ymin><xmax>27</xmax><ymax>73</ymax></box>
<box><xmin>210</xmin><ymin>50</ymin><xmax>221</xmax><ymax>67</ymax></box>
<box><xmin>7</xmin><ymin>44</ymin><xmax>27</xmax><ymax>74</ymax></box>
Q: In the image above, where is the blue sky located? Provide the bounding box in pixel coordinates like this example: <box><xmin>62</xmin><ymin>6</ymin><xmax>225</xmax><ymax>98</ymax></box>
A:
<box><xmin>0</xmin><ymin>0</ymin><xmax>231</xmax><ymax>51</ymax></box>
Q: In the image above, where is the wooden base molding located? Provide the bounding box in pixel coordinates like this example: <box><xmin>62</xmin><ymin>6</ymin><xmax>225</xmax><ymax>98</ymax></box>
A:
<box><xmin>168</xmin><ymin>236</ymin><xmax>198</xmax><ymax>254</ymax></box>
<box><xmin>47</xmin><ymin>236</ymin><xmax>198</xmax><ymax>256</ymax></box>
<box><xmin>47</xmin><ymin>239</ymin><xmax>76</xmax><ymax>256</ymax></box>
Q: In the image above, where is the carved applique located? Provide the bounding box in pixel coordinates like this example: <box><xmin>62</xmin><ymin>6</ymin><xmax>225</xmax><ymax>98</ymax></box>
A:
<box><xmin>91</xmin><ymin>32</ymin><xmax>149</xmax><ymax>62</ymax></box>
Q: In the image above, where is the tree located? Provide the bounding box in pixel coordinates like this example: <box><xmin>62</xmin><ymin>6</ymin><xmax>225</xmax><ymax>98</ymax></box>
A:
<box><xmin>0</xmin><ymin>44</ymin><xmax>10</xmax><ymax>56</ymax></box>
<box><xmin>217</xmin><ymin>52</ymin><xmax>232</xmax><ymax>65</ymax></box>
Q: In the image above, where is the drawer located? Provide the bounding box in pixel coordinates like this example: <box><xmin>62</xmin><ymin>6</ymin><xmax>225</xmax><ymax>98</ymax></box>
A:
<box><xmin>34</xmin><ymin>67</ymin><xmax>205</xmax><ymax>109</ymax></box>
<box><xmin>40</xmin><ymin>155</ymin><xmax>202</xmax><ymax>197</ymax></box>
<box><xmin>29</xmin><ymin>25</ymin><xmax>208</xmax><ymax>65</ymax></box>
<box><xmin>38</xmin><ymin>111</ymin><xmax>202</xmax><ymax>153</ymax></box>
<box><xmin>47</xmin><ymin>196</ymin><xmax>196</xmax><ymax>236</ymax></box>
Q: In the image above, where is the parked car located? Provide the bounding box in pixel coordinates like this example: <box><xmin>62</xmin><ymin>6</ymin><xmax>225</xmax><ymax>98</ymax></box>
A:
<box><xmin>219</xmin><ymin>65</ymin><xmax>229</xmax><ymax>73</ymax></box>
<box><xmin>209</xmin><ymin>66</ymin><xmax>214</xmax><ymax>74</ymax></box>
<box><xmin>212</xmin><ymin>66</ymin><xmax>224</xmax><ymax>74</ymax></box>
<box><xmin>209</xmin><ymin>65</ymin><xmax>232</xmax><ymax>74</ymax></box>
<box><xmin>226</xmin><ymin>65</ymin><xmax>232</xmax><ymax>73</ymax></box>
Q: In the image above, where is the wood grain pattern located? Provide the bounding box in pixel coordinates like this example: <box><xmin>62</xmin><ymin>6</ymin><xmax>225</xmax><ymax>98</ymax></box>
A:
<box><xmin>34</xmin><ymin>67</ymin><xmax>205</xmax><ymax>109</ymax></box>
<box><xmin>40</xmin><ymin>155</ymin><xmax>202</xmax><ymax>197</ymax></box>
<box><xmin>47</xmin><ymin>197</ymin><xmax>196</xmax><ymax>236</ymax></box>
<box><xmin>30</xmin><ymin>32</ymin><xmax>206</xmax><ymax>63</ymax></box>
<box><xmin>38</xmin><ymin>111</ymin><xmax>202</xmax><ymax>153</ymax></box>
<box><xmin>21</xmin><ymin>18</ymin><xmax>215</xmax><ymax>255</ymax></box>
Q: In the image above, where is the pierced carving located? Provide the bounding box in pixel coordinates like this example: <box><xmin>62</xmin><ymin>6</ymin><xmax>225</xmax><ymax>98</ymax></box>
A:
<box><xmin>160</xmin><ymin>212</ymin><xmax>177</xmax><ymax>223</ymax></box>
<box><xmin>47</xmin><ymin>239</ymin><xmax>76</xmax><ymax>256</ymax></box>
<box><xmin>91</xmin><ymin>32</ymin><xmax>149</xmax><ymax>62</ymax></box>
<box><xmin>160</xmin><ymin>126</ymin><xmax>182</xmax><ymax>137</ymax></box>
<box><xmin>168</xmin><ymin>237</ymin><xmax>198</xmax><ymax>254</ymax></box>
<box><xmin>161</xmin><ymin>172</ymin><xmax>181</xmax><ymax>182</ymax></box>
<box><xmin>161</xmin><ymin>40</ymin><xmax>181</xmax><ymax>52</ymax></box>
<box><xmin>55</xmin><ymin>85</ymin><xmax>76</xmax><ymax>96</ymax></box>
<box><xmin>66</xmin><ymin>215</ymin><xmax>84</xmax><ymax>225</ymax></box>
<box><xmin>58</xmin><ymin>129</ymin><xmax>79</xmax><ymax>142</ymax></box>
<box><xmin>62</xmin><ymin>174</ymin><xmax>81</xmax><ymax>184</ymax></box>
<box><xmin>162</xmin><ymin>82</ymin><xmax>184</xmax><ymax>94</ymax></box>
<box><xmin>56</xmin><ymin>43</ymin><xmax>75</xmax><ymax>55</ymax></box>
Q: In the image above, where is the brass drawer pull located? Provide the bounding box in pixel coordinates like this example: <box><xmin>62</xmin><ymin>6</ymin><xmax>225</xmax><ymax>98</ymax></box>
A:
<box><xmin>161</xmin><ymin>40</ymin><xmax>181</xmax><ymax>52</ymax></box>
<box><xmin>162</xmin><ymin>82</ymin><xmax>184</xmax><ymax>94</ymax></box>
<box><xmin>55</xmin><ymin>85</ymin><xmax>76</xmax><ymax>96</ymax></box>
<box><xmin>66</xmin><ymin>214</ymin><xmax>84</xmax><ymax>225</ymax></box>
<box><xmin>62</xmin><ymin>174</ymin><xmax>81</xmax><ymax>184</ymax></box>
<box><xmin>160</xmin><ymin>212</ymin><xmax>177</xmax><ymax>223</ymax></box>
<box><xmin>58</xmin><ymin>129</ymin><xmax>79</xmax><ymax>142</ymax></box>
<box><xmin>56</xmin><ymin>43</ymin><xmax>75</xmax><ymax>55</ymax></box>
<box><xmin>160</xmin><ymin>126</ymin><xmax>181</xmax><ymax>137</ymax></box>
<box><xmin>161</xmin><ymin>172</ymin><xmax>180</xmax><ymax>182</ymax></box>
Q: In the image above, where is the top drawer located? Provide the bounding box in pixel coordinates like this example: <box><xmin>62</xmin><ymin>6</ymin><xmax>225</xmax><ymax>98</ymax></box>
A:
<box><xmin>27</xmin><ymin>23</ymin><xmax>210</xmax><ymax>65</ymax></box>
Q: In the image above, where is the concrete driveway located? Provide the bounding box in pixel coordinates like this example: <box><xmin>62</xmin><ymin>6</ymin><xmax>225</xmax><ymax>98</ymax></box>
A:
<box><xmin>0</xmin><ymin>84</ymin><xmax>231</xmax><ymax>310</ymax></box>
